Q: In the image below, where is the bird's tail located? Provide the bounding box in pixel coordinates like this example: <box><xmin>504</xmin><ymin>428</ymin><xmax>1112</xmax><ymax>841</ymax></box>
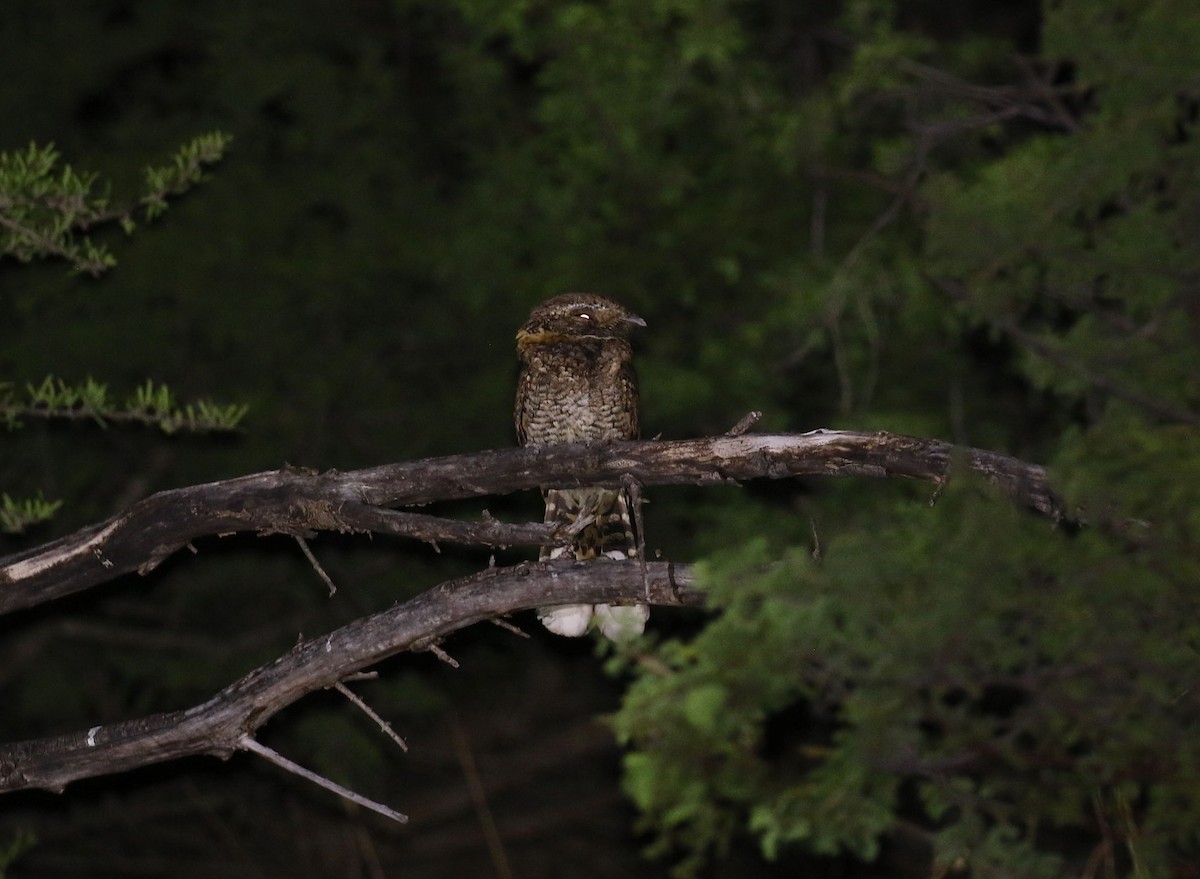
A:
<box><xmin>541</xmin><ymin>487</ymin><xmax>636</xmax><ymax>562</ymax></box>
<box><xmin>538</xmin><ymin>487</ymin><xmax>649</xmax><ymax>640</ymax></box>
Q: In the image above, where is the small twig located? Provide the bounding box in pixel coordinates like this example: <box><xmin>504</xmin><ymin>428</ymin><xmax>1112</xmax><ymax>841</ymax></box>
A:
<box><xmin>448</xmin><ymin>710</ymin><xmax>513</xmax><ymax>879</ymax></box>
<box><xmin>489</xmin><ymin>616</ymin><xmax>530</xmax><ymax>639</ymax></box>
<box><xmin>726</xmin><ymin>410</ymin><xmax>762</xmax><ymax>436</ymax></box>
<box><xmin>333</xmin><ymin>681</ymin><xmax>408</xmax><ymax>752</ymax></box>
<box><xmin>295</xmin><ymin>536</ymin><xmax>337</xmax><ymax>596</ymax></box>
<box><xmin>238</xmin><ymin>734</ymin><xmax>408</xmax><ymax>823</ymax></box>
<box><xmin>809</xmin><ymin>518</ymin><xmax>822</xmax><ymax>562</ymax></box>
<box><xmin>622</xmin><ymin>475</ymin><xmax>650</xmax><ymax>602</ymax></box>
<box><xmin>352</xmin><ymin>823</ymin><xmax>387</xmax><ymax>879</ymax></box>
<box><xmin>1011</xmin><ymin>53</ymin><xmax>1080</xmax><ymax>133</ymax></box>
<box><xmin>667</xmin><ymin>560</ymin><xmax>682</xmax><ymax>602</ymax></box>
<box><xmin>559</xmin><ymin>511</ymin><xmax>596</xmax><ymax>540</ymax></box>
<box><xmin>427</xmin><ymin>644</ymin><xmax>460</xmax><ymax>668</ymax></box>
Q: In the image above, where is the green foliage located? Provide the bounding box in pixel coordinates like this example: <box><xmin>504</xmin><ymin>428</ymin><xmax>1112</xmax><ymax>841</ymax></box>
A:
<box><xmin>925</xmin><ymin>0</ymin><xmax>1200</xmax><ymax>426</ymax></box>
<box><xmin>0</xmin><ymin>133</ymin><xmax>230</xmax><ymax>274</ymax></box>
<box><xmin>139</xmin><ymin>132</ymin><xmax>232</xmax><ymax>221</ymax></box>
<box><xmin>0</xmin><ymin>143</ymin><xmax>116</xmax><ymax>274</ymax></box>
<box><xmin>0</xmin><ymin>131</ymin><xmax>241</xmax><ymax>526</ymax></box>
<box><xmin>608</xmin><ymin>3</ymin><xmax>1200</xmax><ymax>872</ymax></box>
<box><xmin>0</xmin><ymin>373</ymin><xmax>244</xmax><ymax>526</ymax></box>
<box><xmin>0</xmin><ymin>831</ymin><xmax>36</xmax><ymax>879</ymax></box>
<box><xmin>615</xmin><ymin>480</ymin><xmax>1200</xmax><ymax>876</ymax></box>
<box><xmin>2</xmin><ymin>376</ymin><xmax>246</xmax><ymax>433</ymax></box>
<box><xmin>0</xmin><ymin>492</ymin><xmax>62</xmax><ymax>534</ymax></box>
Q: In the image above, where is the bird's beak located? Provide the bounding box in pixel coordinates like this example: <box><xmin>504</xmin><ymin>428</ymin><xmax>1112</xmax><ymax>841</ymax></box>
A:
<box><xmin>624</xmin><ymin>312</ymin><xmax>647</xmax><ymax>328</ymax></box>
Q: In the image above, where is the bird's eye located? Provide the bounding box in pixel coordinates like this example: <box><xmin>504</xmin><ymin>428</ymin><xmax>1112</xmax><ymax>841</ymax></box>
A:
<box><xmin>577</xmin><ymin>312</ymin><xmax>592</xmax><ymax>321</ymax></box>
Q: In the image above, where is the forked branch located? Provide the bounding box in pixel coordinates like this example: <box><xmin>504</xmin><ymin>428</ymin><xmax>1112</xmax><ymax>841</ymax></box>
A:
<box><xmin>0</xmin><ymin>430</ymin><xmax>1066</xmax><ymax>616</ymax></box>
<box><xmin>0</xmin><ymin>560</ymin><xmax>700</xmax><ymax>794</ymax></box>
<box><xmin>0</xmin><ymin>426</ymin><xmax>1067</xmax><ymax>809</ymax></box>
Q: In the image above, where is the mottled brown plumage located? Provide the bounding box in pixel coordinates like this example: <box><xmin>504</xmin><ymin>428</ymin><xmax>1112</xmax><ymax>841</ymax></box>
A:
<box><xmin>515</xmin><ymin>292</ymin><xmax>649</xmax><ymax>639</ymax></box>
<box><xmin>515</xmin><ymin>293</ymin><xmax>642</xmax><ymax>447</ymax></box>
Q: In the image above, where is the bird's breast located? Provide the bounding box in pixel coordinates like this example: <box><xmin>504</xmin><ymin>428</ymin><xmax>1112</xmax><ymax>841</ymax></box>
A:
<box><xmin>516</xmin><ymin>340</ymin><xmax>638</xmax><ymax>445</ymax></box>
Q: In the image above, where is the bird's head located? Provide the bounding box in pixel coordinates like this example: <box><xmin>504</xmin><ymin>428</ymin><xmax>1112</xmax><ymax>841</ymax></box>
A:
<box><xmin>516</xmin><ymin>293</ymin><xmax>646</xmax><ymax>347</ymax></box>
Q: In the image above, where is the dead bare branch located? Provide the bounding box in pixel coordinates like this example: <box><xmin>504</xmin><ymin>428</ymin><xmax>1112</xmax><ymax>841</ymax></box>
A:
<box><xmin>0</xmin><ymin>431</ymin><xmax>1066</xmax><ymax>616</ymax></box>
<box><xmin>334</xmin><ymin>681</ymin><xmax>408</xmax><ymax>752</ymax></box>
<box><xmin>238</xmin><ymin>735</ymin><xmax>409</xmax><ymax>823</ymax></box>
<box><xmin>0</xmin><ymin>559</ymin><xmax>700</xmax><ymax>795</ymax></box>
<box><xmin>296</xmin><ymin>535</ymin><xmax>338</xmax><ymax>596</ymax></box>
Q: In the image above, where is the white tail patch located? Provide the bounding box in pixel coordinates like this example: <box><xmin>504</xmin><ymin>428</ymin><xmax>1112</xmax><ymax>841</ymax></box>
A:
<box><xmin>538</xmin><ymin>604</ymin><xmax>594</xmax><ymax>637</ymax></box>
<box><xmin>594</xmin><ymin>603</ymin><xmax>650</xmax><ymax>641</ymax></box>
